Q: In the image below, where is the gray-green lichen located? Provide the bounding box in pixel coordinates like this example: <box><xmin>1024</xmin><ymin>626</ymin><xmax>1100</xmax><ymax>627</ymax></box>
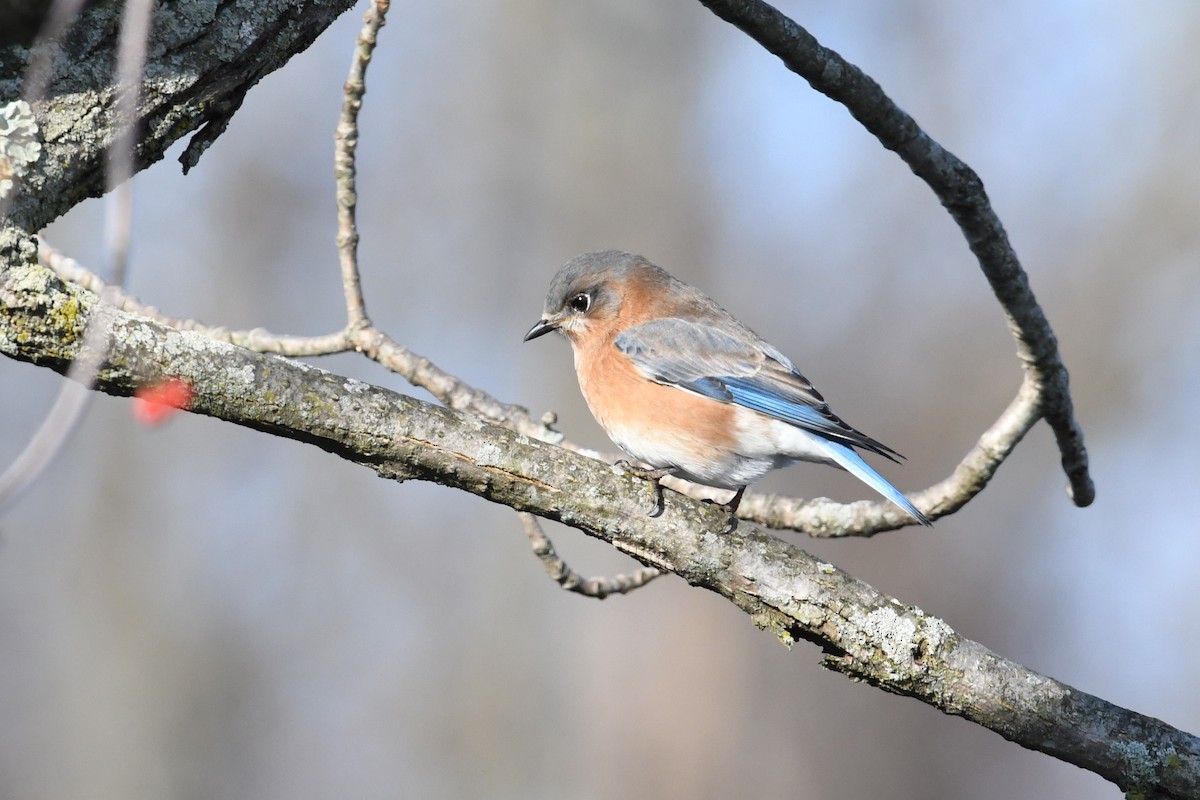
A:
<box><xmin>855</xmin><ymin>604</ymin><xmax>919</xmax><ymax>678</ymax></box>
<box><xmin>1110</xmin><ymin>740</ymin><xmax>1171</xmax><ymax>797</ymax></box>
<box><xmin>0</xmin><ymin>99</ymin><xmax>41</xmax><ymax>198</ymax></box>
<box><xmin>0</xmin><ymin>230</ymin><xmax>87</xmax><ymax>366</ymax></box>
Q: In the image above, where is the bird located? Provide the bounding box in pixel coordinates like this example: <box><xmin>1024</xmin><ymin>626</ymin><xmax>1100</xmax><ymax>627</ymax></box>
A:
<box><xmin>524</xmin><ymin>250</ymin><xmax>931</xmax><ymax>529</ymax></box>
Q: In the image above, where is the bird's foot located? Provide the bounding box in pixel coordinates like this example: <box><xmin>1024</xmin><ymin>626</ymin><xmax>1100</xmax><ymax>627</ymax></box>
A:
<box><xmin>703</xmin><ymin>486</ymin><xmax>746</xmax><ymax>534</ymax></box>
<box><xmin>614</xmin><ymin>461</ymin><xmax>673</xmax><ymax>517</ymax></box>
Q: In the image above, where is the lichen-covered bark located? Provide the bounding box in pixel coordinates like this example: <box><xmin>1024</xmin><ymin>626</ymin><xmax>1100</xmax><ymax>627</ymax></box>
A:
<box><xmin>0</xmin><ymin>0</ymin><xmax>358</xmax><ymax>231</ymax></box>
<box><xmin>2</xmin><ymin>250</ymin><xmax>1198</xmax><ymax>800</ymax></box>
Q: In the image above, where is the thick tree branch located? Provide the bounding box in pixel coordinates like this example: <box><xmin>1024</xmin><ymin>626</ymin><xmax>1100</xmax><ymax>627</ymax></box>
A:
<box><xmin>0</xmin><ymin>253</ymin><xmax>1194</xmax><ymax>799</ymax></box>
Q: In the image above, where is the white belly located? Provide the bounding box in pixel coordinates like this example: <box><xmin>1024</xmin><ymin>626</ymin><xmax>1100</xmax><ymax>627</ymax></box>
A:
<box><xmin>604</xmin><ymin>405</ymin><xmax>838</xmax><ymax>491</ymax></box>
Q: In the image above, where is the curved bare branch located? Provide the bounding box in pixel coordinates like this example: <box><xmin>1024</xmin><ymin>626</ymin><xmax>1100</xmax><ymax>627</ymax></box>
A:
<box><xmin>520</xmin><ymin>513</ymin><xmax>663</xmax><ymax>598</ymax></box>
<box><xmin>696</xmin><ymin>0</ymin><xmax>1094</xmax><ymax>530</ymax></box>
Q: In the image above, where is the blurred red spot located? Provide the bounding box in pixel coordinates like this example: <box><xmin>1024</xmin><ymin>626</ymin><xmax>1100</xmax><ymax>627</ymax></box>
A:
<box><xmin>132</xmin><ymin>377</ymin><xmax>194</xmax><ymax>426</ymax></box>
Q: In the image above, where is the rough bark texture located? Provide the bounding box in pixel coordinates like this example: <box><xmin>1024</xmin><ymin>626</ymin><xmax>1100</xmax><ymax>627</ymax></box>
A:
<box><xmin>0</xmin><ymin>0</ymin><xmax>359</xmax><ymax>231</ymax></box>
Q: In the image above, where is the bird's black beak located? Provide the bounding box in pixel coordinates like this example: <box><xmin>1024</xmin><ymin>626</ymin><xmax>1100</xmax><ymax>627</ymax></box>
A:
<box><xmin>523</xmin><ymin>318</ymin><xmax>558</xmax><ymax>342</ymax></box>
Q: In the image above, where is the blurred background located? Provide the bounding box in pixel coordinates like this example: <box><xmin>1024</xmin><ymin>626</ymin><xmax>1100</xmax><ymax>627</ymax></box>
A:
<box><xmin>2</xmin><ymin>0</ymin><xmax>1198</xmax><ymax>797</ymax></box>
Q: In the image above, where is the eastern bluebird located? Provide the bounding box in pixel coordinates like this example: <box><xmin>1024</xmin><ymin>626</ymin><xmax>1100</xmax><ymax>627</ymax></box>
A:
<box><xmin>524</xmin><ymin>250</ymin><xmax>931</xmax><ymax>529</ymax></box>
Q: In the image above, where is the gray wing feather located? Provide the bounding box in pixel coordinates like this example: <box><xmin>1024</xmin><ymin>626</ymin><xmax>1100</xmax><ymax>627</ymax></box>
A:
<box><xmin>613</xmin><ymin>317</ymin><xmax>902</xmax><ymax>460</ymax></box>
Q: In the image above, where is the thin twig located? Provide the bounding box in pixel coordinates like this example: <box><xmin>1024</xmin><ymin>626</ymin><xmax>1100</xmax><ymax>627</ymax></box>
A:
<box><xmin>106</xmin><ymin>0</ymin><xmax>154</xmax><ymax>286</ymax></box>
<box><xmin>519</xmin><ymin>513</ymin><xmax>663</xmax><ymax>599</ymax></box>
<box><xmin>40</xmin><ymin>242</ymin><xmax>564</xmax><ymax>442</ymax></box>
<box><xmin>325</xmin><ymin>7</ymin><xmax>593</xmax><ymax>587</ymax></box>
<box><xmin>333</xmin><ymin>0</ymin><xmax>389</xmax><ymax>330</ymax></box>
<box><xmin>41</xmin><ymin>244</ymin><xmax>352</xmax><ymax>356</ymax></box>
<box><xmin>740</xmin><ymin>373</ymin><xmax>1041</xmax><ymax>535</ymax></box>
<box><xmin>349</xmin><ymin>326</ymin><xmax>566</xmax><ymax>441</ymax></box>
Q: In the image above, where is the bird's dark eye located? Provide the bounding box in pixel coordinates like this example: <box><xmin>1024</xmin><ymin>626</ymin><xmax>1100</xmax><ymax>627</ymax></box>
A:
<box><xmin>568</xmin><ymin>293</ymin><xmax>591</xmax><ymax>313</ymax></box>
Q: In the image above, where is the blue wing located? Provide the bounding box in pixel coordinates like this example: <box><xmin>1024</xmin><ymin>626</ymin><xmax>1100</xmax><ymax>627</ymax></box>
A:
<box><xmin>615</xmin><ymin>317</ymin><xmax>930</xmax><ymax>526</ymax></box>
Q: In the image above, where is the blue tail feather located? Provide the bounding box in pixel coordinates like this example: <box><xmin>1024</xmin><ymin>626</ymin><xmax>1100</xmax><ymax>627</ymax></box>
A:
<box><xmin>807</xmin><ymin>437</ymin><xmax>932</xmax><ymax>527</ymax></box>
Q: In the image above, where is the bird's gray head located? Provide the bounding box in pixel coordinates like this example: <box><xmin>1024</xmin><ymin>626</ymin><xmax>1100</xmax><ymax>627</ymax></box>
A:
<box><xmin>523</xmin><ymin>250</ymin><xmax>668</xmax><ymax>343</ymax></box>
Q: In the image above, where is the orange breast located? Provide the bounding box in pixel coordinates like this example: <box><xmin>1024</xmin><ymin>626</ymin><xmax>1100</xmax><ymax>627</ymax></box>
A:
<box><xmin>574</xmin><ymin>331</ymin><xmax>737</xmax><ymax>475</ymax></box>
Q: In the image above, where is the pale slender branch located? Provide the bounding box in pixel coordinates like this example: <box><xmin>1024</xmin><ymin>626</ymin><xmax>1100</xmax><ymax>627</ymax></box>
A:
<box><xmin>323</xmin><ymin>1</ymin><xmax>564</xmax><ymax>445</ymax></box>
<box><xmin>0</xmin><ymin>267</ymin><xmax>1193</xmax><ymax>799</ymax></box>
<box><xmin>348</xmin><ymin>325</ymin><xmax>566</xmax><ymax>442</ymax></box>
<box><xmin>519</xmin><ymin>512</ymin><xmax>663</xmax><ymax>598</ymax></box>
<box><xmin>0</xmin><ymin>379</ymin><xmax>89</xmax><ymax>506</ymax></box>
<box><xmin>333</xmin><ymin>0</ymin><xmax>389</xmax><ymax>330</ymax></box>
<box><xmin>39</xmin><ymin>243</ymin><xmax>352</xmax><ymax>356</ymax></box>
<box><xmin>742</xmin><ymin>373</ymin><xmax>1042</xmax><ymax>535</ymax></box>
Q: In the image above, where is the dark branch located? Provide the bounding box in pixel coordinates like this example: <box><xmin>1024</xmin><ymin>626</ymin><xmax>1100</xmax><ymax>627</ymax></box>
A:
<box><xmin>0</xmin><ymin>0</ymin><xmax>359</xmax><ymax>231</ymax></box>
<box><xmin>696</xmin><ymin>0</ymin><xmax>1093</xmax><ymax>508</ymax></box>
